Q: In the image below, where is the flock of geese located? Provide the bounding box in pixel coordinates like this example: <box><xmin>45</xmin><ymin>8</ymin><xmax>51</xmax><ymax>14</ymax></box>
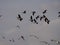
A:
<box><xmin>0</xmin><ymin>9</ymin><xmax>60</xmax><ymax>45</ymax></box>
<box><xmin>0</xmin><ymin>9</ymin><xmax>60</xmax><ymax>24</ymax></box>
<box><xmin>17</xmin><ymin>9</ymin><xmax>50</xmax><ymax>24</ymax></box>
<box><xmin>17</xmin><ymin>9</ymin><xmax>60</xmax><ymax>24</ymax></box>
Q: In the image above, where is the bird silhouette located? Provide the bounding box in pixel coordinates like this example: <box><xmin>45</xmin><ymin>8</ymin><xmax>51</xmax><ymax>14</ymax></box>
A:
<box><xmin>30</xmin><ymin>19</ymin><xmax>33</xmax><ymax>22</ymax></box>
<box><xmin>40</xmin><ymin>15</ymin><xmax>46</xmax><ymax>21</ymax></box>
<box><xmin>32</xmin><ymin>11</ymin><xmax>36</xmax><ymax>16</ymax></box>
<box><xmin>17</xmin><ymin>14</ymin><xmax>23</xmax><ymax>21</ymax></box>
<box><xmin>22</xmin><ymin>10</ymin><xmax>26</xmax><ymax>14</ymax></box>
<box><xmin>33</xmin><ymin>19</ymin><xmax>38</xmax><ymax>24</ymax></box>
<box><xmin>43</xmin><ymin>15</ymin><xmax>46</xmax><ymax>18</ymax></box>
<box><xmin>42</xmin><ymin>9</ymin><xmax>47</xmax><ymax>14</ymax></box>
<box><xmin>21</xmin><ymin>36</ymin><xmax>25</xmax><ymax>40</ymax></box>
<box><xmin>36</xmin><ymin>15</ymin><xmax>39</xmax><ymax>20</ymax></box>
<box><xmin>44</xmin><ymin>17</ymin><xmax>50</xmax><ymax>24</ymax></box>
<box><xmin>40</xmin><ymin>17</ymin><xmax>43</xmax><ymax>21</ymax></box>
<box><xmin>30</xmin><ymin>16</ymin><xmax>33</xmax><ymax>20</ymax></box>
<box><xmin>44</xmin><ymin>17</ymin><xmax>48</xmax><ymax>22</ymax></box>
<box><xmin>47</xmin><ymin>20</ymin><xmax>50</xmax><ymax>24</ymax></box>
<box><xmin>30</xmin><ymin>16</ymin><xmax>33</xmax><ymax>22</ymax></box>
<box><xmin>40</xmin><ymin>15</ymin><xmax>50</xmax><ymax>24</ymax></box>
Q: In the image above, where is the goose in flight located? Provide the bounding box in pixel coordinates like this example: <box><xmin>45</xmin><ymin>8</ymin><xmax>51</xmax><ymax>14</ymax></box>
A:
<box><xmin>47</xmin><ymin>20</ymin><xmax>50</xmax><ymax>24</ymax></box>
<box><xmin>40</xmin><ymin>16</ymin><xmax>43</xmax><ymax>21</ymax></box>
<box><xmin>40</xmin><ymin>15</ymin><xmax>46</xmax><ymax>21</ymax></box>
<box><xmin>22</xmin><ymin>10</ymin><xmax>26</xmax><ymax>14</ymax></box>
<box><xmin>36</xmin><ymin>15</ymin><xmax>39</xmax><ymax>20</ymax></box>
<box><xmin>33</xmin><ymin>19</ymin><xmax>38</xmax><ymax>24</ymax></box>
<box><xmin>32</xmin><ymin>11</ymin><xmax>36</xmax><ymax>16</ymax></box>
<box><xmin>42</xmin><ymin>9</ymin><xmax>47</xmax><ymax>14</ymax></box>
<box><xmin>21</xmin><ymin>36</ymin><xmax>25</xmax><ymax>40</ymax></box>
<box><xmin>44</xmin><ymin>17</ymin><xmax>50</xmax><ymax>24</ymax></box>
<box><xmin>40</xmin><ymin>15</ymin><xmax>50</xmax><ymax>24</ymax></box>
<box><xmin>30</xmin><ymin>16</ymin><xmax>34</xmax><ymax>22</ymax></box>
<box><xmin>17</xmin><ymin>14</ymin><xmax>23</xmax><ymax>21</ymax></box>
<box><xmin>44</xmin><ymin>17</ymin><xmax>48</xmax><ymax>22</ymax></box>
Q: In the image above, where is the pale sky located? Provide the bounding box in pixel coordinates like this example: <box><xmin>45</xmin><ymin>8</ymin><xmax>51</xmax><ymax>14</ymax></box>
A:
<box><xmin>0</xmin><ymin>0</ymin><xmax>60</xmax><ymax>45</ymax></box>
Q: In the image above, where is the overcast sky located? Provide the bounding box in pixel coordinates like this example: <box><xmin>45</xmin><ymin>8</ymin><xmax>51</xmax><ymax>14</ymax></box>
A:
<box><xmin>0</xmin><ymin>0</ymin><xmax>60</xmax><ymax>45</ymax></box>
